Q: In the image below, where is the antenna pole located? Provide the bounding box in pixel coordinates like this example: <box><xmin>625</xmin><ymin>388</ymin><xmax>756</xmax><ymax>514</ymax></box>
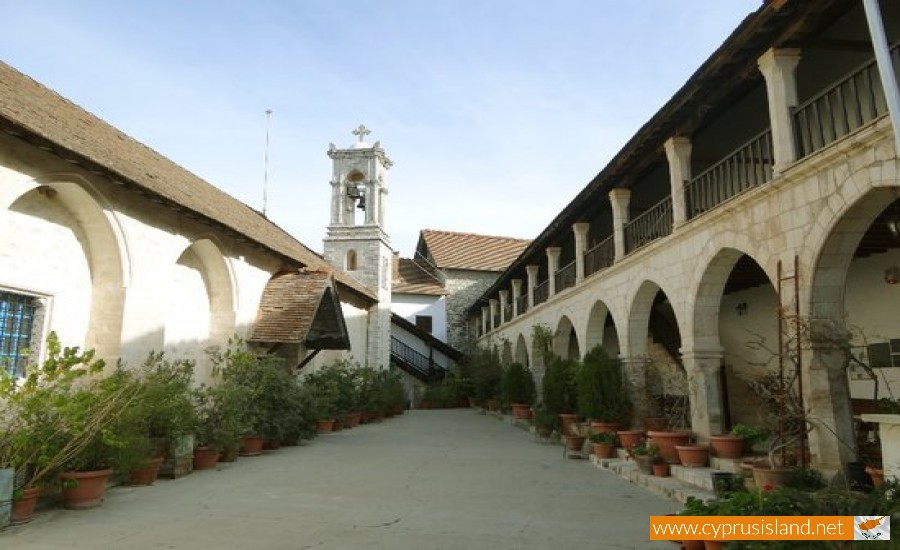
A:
<box><xmin>263</xmin><ymin>109</ymin><xmax>273</xmax><ymax>216</ymax></box>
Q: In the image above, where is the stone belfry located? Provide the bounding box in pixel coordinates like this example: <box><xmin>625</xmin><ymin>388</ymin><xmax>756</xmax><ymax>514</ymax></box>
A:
<box><xmin>323</xmin><ymin>125</ymin><xmax>393</xmax><ymax>369</ymax></box>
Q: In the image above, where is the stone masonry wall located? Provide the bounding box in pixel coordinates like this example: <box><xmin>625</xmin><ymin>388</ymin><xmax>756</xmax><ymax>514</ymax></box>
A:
<box><xmin>443</xmin><ymin>269</ymin><xmax>500</xmax><ymax>353</ymax></box>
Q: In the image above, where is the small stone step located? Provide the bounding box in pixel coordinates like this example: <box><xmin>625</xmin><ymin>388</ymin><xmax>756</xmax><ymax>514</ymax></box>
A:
<box><xmin>590</xmin><ymin>455</ymin><xmax>715</xmax><ymax>504</ymax></box>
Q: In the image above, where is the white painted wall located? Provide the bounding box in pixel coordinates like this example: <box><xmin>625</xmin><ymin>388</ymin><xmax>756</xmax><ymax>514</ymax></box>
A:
<box><xmin>392</xmin><ymin>322</ymin><xmax>455</xmax><ymax>371</ymax></box>
<box><xmin>391</xmin><ymin>293</ymin><xmax>447</xmax><ymax>341</ymax></box>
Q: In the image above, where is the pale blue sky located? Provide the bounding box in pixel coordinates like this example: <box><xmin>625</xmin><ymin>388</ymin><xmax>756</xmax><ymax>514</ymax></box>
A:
<box><xmin>2</xmin><ymin>1</ymin><xmax>760</xmax><ymax>257</ymax></box>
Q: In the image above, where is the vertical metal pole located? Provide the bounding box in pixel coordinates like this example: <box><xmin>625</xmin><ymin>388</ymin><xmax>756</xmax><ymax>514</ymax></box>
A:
<box><xmin>777</xmin><ymin>260</ymin><xmax>785</xmax><ymax>467</ymax></box>
<box><xmin>263</xmin><ymin>109</ymin><xmax>273</xmax><ymax>217</ymax></box>
<box><xmin>863</xmin><ymin>0</ymin><xmax>900</xmax><ymax>155</ymax></box>
<box><xmin>794</xmin><ymin>255</ymin><xmax>806</xmax><ymax>468</ymax></box>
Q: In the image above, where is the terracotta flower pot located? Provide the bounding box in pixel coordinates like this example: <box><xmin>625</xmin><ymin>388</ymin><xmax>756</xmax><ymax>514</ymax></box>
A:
<box><xmin>316</xmin><ymin>419</ymin><xmax>335</xmax><ymax>434</ymax></box>
<box><xmin>591</xmin><ymin>442</ymin><xmax>616</xmax><ymax>459</ymax></box>
<box><xmin>129</xmin><ymin>456</ymin><xmax>164</xmax><ymax>486</ymax></box>
<box><xmin>559</xmin><ymin>413</ymin><xmax>578</xmax><ymax>436</ymax></box>
<box><xmin>332</xmin><ymin>417</ymin><xmax>344</xmax><ymax>431</ymax></box>
<box><xmin>565</xmin><ymin>435</ymin><xmax>586</xmax><ymax>452</ymax></box>
<box><xmin>511</xmin><ymin>404</ymin><xmax>533</xmax><ymax>420</ymax></box>
<box><xmin>11</xmin><ymin>486</ymin><xmax>40</xmax><ymax>524</ymax></box>
<box><xmin>193</xmin><ymin>447</ymin><xmax>220</xmax><ymax>470</ymax></box>
<box><xmin>616</xmin><ymin>429</ymin><xmax>644</xmax><ymax>450</ymax></box>
<box><xmin>675</xmin><ymin>444</ymin><xmax>710</xmax><ymax>468</ymax></box>
<box><xmin>652</xmin><ymin>463</ymin><xmax>670</xmax><ymax>477</ymax></box>
<box><xmin>239</xmin><ymin>435</ymin><xmax>264</xmax><ymax>456</ymax></box>
<box><xmin>866</xmin><ymin>466</ymin><xmax>885</xmax><ymax>488</ymax></box>
<box><xmin>262</xmin><ymin>439</ymin><xmax>281</xmax><ymax>450</ymax></box>
<box><xmin>634</xmin><ymin>454</ymin><xmax>654</xmax><ymax>474</ymax></box>
<box><xmin>590</xmin><ymin>421</ymin><xmax>621</xmax><ymax>435</ymax></box>
<box><xmin>647</xmin><ymin>430</ymin><xmax>691</xmax><ymax>464</ymax></box>
<box><xmin>752</xmin><ymin>465</ymin><xmax>791</xmax><ymax>490</ymax></box>
<box><xmin>709</xmin><ymin>434</ymin><xmax>745</xmax><ymax>459</ymax></box>
<box><xmin>60</xmin><ymin>469</ymin><xmax>113</xmax><ymax>510</ymax></box>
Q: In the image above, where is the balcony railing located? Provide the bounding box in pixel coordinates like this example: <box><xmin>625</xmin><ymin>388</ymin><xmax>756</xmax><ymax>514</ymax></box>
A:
<box><xmin>686</xmin><ymin>129</ymin><xmax>773</xmax><ymax>218</ymax></box>
<box><xmin>493</xmin><ymin>312</ymin><xmax>500</xmax><ymax>328</ymax></box>
<box><xmin>503</xmin><ymin>303</ymin><xmax>513</xmax><ymax>323</ymax></box>
<box><xmin>555</xmin><ymin>260</ymin><xmax>576</xmax><ymax>292</ymax></box>
<box><xmin>624</xmin><ymin>197</ymin><xmax>673</xmax><ymax>253</ymax></box>
<box><xmin>794</xmin><ymin>43</ymin><xmax>898</xmax><ymax>159</ymax></box>
<box><xmin>584</xmin><ymin>235</ymin><xmax>614</xmax><ymax>277</ymax></box>
<box><xmin>533</xmin><ymin>280</ymin><xmax>549</xmax><ymax>306</ymax></box>
<box><xmin>515</xmin><ymin>294</ymin><xmax>528</xmax><ymax>315</ymax></box>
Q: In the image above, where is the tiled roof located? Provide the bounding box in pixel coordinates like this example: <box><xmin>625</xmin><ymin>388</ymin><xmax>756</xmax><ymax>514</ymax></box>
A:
<box><xmin>392</xmin><ymin>258</ymin><xmax>446</xmax><ymax>296</ymax></box>
<box><xmin>419</xmin><ymin>229</ymin><xmax>530</xmax><ymax>272</ymax></box>
<box><xmin>0</xmin><ymin>61</ymin><xmax>374</xmax><ymax>302</ymax></box>
<box><xmin>248</xmin><ymin>269</ymin><xmax>350</xmax><ymax>349</ymax></box>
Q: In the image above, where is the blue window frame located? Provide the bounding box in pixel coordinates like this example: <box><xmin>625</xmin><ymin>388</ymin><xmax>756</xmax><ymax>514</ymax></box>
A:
<box><xmin>0</xmin><ymin>291</ymin><xmax>37</xmax><ymax>377</ymax></box>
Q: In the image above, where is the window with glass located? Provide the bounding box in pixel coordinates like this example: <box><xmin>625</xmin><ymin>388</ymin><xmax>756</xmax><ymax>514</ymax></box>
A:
<box><xmin>0</xmin><ymin>291</ymin><xmax>37</xmax><ymax>377</ymax></box>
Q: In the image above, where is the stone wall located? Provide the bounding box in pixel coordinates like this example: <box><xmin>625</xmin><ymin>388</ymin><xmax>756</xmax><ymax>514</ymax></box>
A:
<box><xmin>443</xmin><ymin>269</ymin><xmax>500</xmax><ymax>353</ymax></box>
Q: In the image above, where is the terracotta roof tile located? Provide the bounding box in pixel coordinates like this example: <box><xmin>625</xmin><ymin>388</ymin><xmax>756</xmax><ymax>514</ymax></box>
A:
<box><xmin>419</xmin><ymin>229</ymin><xmax>530</xmax><ymax>272</ymax></box>
<box><xmin>248</xmin><ymin>269</ymin><xmax>349</xmax><ymax>349</ymax></box>
<box><xmin>392</xmin><ymin>258</ymin><xmax>446</xmax><ymax>296</ymax></box>
<box><xmin>0</xmin><ymin>61</ymin><xmax>374</xmax><ymax>302</ymax></box>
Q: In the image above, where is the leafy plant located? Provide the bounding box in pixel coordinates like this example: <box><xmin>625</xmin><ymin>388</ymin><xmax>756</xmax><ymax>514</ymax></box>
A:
<box><xmin>576</xmin><ymin>346</ymin><xmax>631</xmax><ymax>423</ymax></box>
<box><xmin>531</xmin><ymin>405</ymin><xmax>558</xmax><ymax>433</ymax></box>
<box><xmin>542</xmin><ymin>356</ymin><xmax>579</xmax><ymax>416</ymax></box>
<box><xmin>589</xmin><ymin>431</ymin><xmax>617</xmax><ymax>445</ymax></box>
<box><xmin>500</xmin><ymin>362</ymin><xmax>536</xmax><ymax>407</ymax></box>
<box><xmin>731</xmin><ymin>423</ymin><xmax>769</xmax><ymax>448</ymax></box>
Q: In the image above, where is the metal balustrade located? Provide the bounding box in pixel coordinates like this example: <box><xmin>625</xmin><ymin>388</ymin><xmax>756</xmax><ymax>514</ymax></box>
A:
<box><xmin>533</xmin><ymin>280</ymin><xmax>549</xmax><ymax>306</ymax></box>
<box><xmin>584</xmin><ymin>235</ymin><xmax>614</xmax><ymax>277</ymax></box>
<box><xmin>686</xmin><ymin>129</ymin><xmax>773</xmax><ymax>218</ymax></box>
<box><xmin>794</xmin><ymin>43</ymin><xmax>898</xmax><ymax>159</ymax></box>
<box><xmin>503</xmin><ymin>304</ymin><xmax>513</xmax><ymax>323</ymax></box>
<box><xmin>390</xmin><ymin>336</ymin><xmax>433</xmax><ymax>378</ymax></box>
<box><xmin>555</xmin><ymin>261</ymin><xmax>576</xmax><ymax>292</ymax></box>
<box><xmin>624</xmin><ymin>197</ymin><xmax>673</xmax><ymax>254</ymax></box>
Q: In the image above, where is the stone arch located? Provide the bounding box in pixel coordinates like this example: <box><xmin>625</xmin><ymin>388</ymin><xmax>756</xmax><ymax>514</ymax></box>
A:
<box><xmin>553</xmin><ymin>315</ymin><xmax>580</xmax><ymax>359</ymax></box>
<box><xmin>346</xmin><ymin>249</ymin><xmax>358</xmax><ymax>271</ymax></box>
<box><xmin>514</xmin><ymin>333</ymin><xmax>529</xmax><ymax>367</ymax></box>
<box><xmin>164</xmin><ymin>238</ymin><xmax>235</xmax><ymax>381</ymax></box>
<box><xmin>625</xmin><ymin>280</ymin><xmax>678</xmax><ymax>359</ymax></box>
<box><xmin>585</xmin><ymin>299</ymin><xmax>620</xmax><ymax>356</ymax></box>
<box><xmin>0</xmin><ymin>176</ymin><xmax>127</xmax><ymax>361</ymax></box>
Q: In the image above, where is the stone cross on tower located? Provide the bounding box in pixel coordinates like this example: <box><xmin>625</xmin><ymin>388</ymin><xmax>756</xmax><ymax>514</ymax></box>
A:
<box><xmin>352</xmin><ymin>124</ymin><xmax>371</xmax><ymax>143</ymax></box>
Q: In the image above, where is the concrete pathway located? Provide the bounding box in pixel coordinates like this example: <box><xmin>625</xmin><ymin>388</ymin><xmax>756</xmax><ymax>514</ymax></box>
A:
<box><xmin>2</xmin><ymin>409</ymin><xmax>679</xmax><ymax>549</ymax></box>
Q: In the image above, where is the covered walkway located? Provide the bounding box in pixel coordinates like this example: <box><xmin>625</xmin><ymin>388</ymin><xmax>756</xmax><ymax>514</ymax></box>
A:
<box><xmin>2</xmin><ymin>410</ymin><xmax>676</xmax><ymax>549</ymax></box>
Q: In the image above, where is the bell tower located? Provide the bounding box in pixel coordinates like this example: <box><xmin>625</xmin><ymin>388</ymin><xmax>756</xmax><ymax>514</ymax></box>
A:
<box><xmin>323</xmin><ymin>125</ymin><xmax>393</xmax><ymax>369</ymax></box>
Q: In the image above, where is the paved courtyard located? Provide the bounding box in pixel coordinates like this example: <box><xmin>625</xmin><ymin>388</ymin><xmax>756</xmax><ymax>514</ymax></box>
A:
<box><xmin>2</xmin><ymin>409</ymin><xmax>678</xmax><ymax>549</ymax></box>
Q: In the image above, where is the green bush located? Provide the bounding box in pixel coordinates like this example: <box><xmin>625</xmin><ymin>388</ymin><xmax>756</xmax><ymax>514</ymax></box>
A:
<box><xmin>501</xmin><ymin>362</ymin><xmax>536</xmax><ymax>407</ymax></box>
<box><xmin>576</xmin><ymin>346</ymin><xmax>631</xmax><ymax>423</ymax></box>
<box><xmin>542</xmin><ymin>356</ymin><xmax>579</xmax><ymax>416</ymax></box>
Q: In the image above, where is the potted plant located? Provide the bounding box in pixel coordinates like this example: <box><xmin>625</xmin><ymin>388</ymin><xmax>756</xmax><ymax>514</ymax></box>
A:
<box><xmin>531</xmin><ymin>405</ymin><xmax>558</xmax><ymax>439</ymax></box>
<box><xmin>543</xmin><ymin>356</ymin><xmax>580</xmax><ymax>434</ymax></box>
<box><xmin>652</xmin><ymin>451</ymin><xmax>670</xmax><ymax>477</ymax></box>
<box><xmin>577</xmin><ymin>346</ymin><xmax>631</xmax><ymax>434</ymax></box>
<box><xmin>192</xmin><ymin>382</ymin><xmax>248</xmax><ymax>470</ymax></box>
<box><xmin>645</xmin><ymin>363</ymin><xmax>691</xmax><ymax>464</ymax></box>
<box><xmin>675</xmin><ymin>440</ymin><xmax>710</xmax><ymax>468</ymax></box>
<box><xmin>709</xmin><ymin>423</ymin><xmax>768</xmax><ymax>459</ymax></box>
<box><xmin>745</xmin><ymin>371</ymin><xmax>808</xmax><ymax>489</ymax></box>
<box><xmin>589</xmin><ymin>431</ymin><xmax>617</xmax><ymax>459</ymax></box>
<box><xmin>631</xmin><ymin>442</ymin><xmax>654</xmax><ymax>475</ymax></box>
<box><xmin>564</xmin><ymin>422</ymin><xmax>588</xmax><ymax>457</ymax></box>
<box><xmin>501</xmin><ymin>362</ymin><xmax>536</xmax><ymax>420</ymax></box>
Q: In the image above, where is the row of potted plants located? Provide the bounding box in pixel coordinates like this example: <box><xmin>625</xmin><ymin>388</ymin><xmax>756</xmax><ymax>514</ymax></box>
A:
<box><xmin>0</xmin><ymin>335</ymin><xmax>407</xmax><ymax>527</ymax></box>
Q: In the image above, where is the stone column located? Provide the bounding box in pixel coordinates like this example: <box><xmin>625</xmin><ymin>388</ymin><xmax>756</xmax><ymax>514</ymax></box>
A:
<box><xmin>511</xmin><ymin>279</ymin><xmax>522</xmax><ymax>317</ymax></box>
<box><xmin>620</xmin><ymin>356</ymin><xmax>650</xmax><ymax>429</ymax></box>
<box><xmin>499</xmin><ymin>290</ymin><xmax>509</xmax><ymax>324</ymax></box>
<box><xmin>481</xmin><ymin>305</ymin><xmax>489</xmax><ymax>336</ymax></box>
<box><xmin>546</xmin><ymin>247</ymin><xmax>561</xmax><ymax>297</ymax></box>
<box><xmin>758</xmin><ymin>48</ymin><xmax>802</xmax><ymax>174</ymax></box>
<box><xmin>572</xmin><ymin>222</ymin><xmax>590</xmax><ymax>283</ymax></box>
<box><xmin>664</xmin><ymin>136</ymin><xmax>692</xmax><ymax>228</ymax></box>
<box><xmin>609</xmin><ymin>188</ymin><xmax>631</xmax><ymax>261</ymax></box>
<box><xmin>489</xmin><ymin>299</ymin><xmax>499</xmax><ymax>332</ymax></box>
<box><xmin>364</xmin><ymin>181</ymin><xmax>377</xmax><ymax>224</ymax></box>
<box><xmin>526</xmin><ymin>265</ymin><xmax>538</xmax><ymax>309</ymax></box>
<box><xmin>805</xmin><ymin>323</ymin><xmax>858</xmax><ymax>473</ymax></box>
<box><xmin>681</xmin><ymin>348</ymin><xmax>725</xmax><ymax>443</ymax></box>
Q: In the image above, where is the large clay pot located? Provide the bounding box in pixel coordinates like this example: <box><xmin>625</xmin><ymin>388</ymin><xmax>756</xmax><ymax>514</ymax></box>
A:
<box><xmin>652</xmin><ymin>463</ymin><xmax>670</xmax><ymax>477</ymax></box>
<box><xmin>709</xmin><ymin>434</ymin><xmax>745</xmax><ymax>459</ymax></box>
<box><xmin>617</xmin><ymin>429</ymin><xmax>644</xmax><ymax>450</ymax></box>
<box><xmin>193</xmin><ymin>447</ymin><xmax>220</xmax><ymax>470</ymax></box>
<box><xmin>129</xmin><ymin>456</ymin><xmax>164</xmax><ymax>486</ymax></box>
<box><xmin>511</xmin><ymin>404</ymin><xmax>533</xmax><ymax>420</ymax></box>
<box><xmin>565</xmin><ymin>435</ymin><xmax>586</xmax><ymax>454</ymax></box>
<box><xmin>316</xmin><ymin>419</ymin><xmax>335</xmax><ymax>434</ymax></box>
<box><xmin>647</xmin><ymin>431</ymin><xmax>691</xmax><ymax>464</ymax></box>
<box><xmin>675</xmin><ymin>444</ymin><xmax>710</xmax><ymax>468</ymax></box>
<box><xmin>752</xmin><ymin>465</ymin><xmax>791</xmax><ymax>489</ymax></box>
<box><xmin>558</xmin><ymin>413</ymin><xmax>577</xmax><ymax>436</ymax></box>
<box><xmin>11</xmin><ymin>486</ymin><xmax>40</xmax><ymax>524</ymax></box>
<box><xmin>60</xmin><ymin>469</ymin><xmax>113</xmax><ymax>509</ymax></box>
<box><xmin>591</xmin><ymin>442</ymin><xmax>616</xmax><ymax>459</ymax></box>
<box><xmin>239</xmin><ymin>435</ymin><xmax>264</xmax><ymax>456</ymax></box>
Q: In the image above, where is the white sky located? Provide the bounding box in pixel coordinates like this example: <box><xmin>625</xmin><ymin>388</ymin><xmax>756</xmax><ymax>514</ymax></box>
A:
<box><xmin>1</xmin><ymin>0</ymin><xmax>761</xmax><ymax>257</ymax></box>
